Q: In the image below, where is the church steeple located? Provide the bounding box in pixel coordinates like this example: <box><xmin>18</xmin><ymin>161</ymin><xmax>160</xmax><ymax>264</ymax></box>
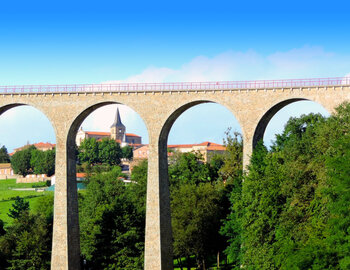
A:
<box><xmin>110</xmin><ymin>107</ymin><xmax>126</xmax><ymax>141</ymax></box>
<box><xmin>110</xmin><ymin>108</ymin><xmax>125</xmax><ymax>129</ymax></box>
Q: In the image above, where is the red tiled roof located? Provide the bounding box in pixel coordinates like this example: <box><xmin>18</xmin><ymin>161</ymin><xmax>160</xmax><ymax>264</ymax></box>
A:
<box><xmin>168</xmin><ymin>141</ymin><xmax>225</xmax><ymax>149</ymax></box>
<box><xmin>130</xmin><ymin>143</ymin><xmax>143</xmax><ymax>147</ymax></box>
<box><xmin>76</xmin><ymin>173</ymin><xmax>87</xmax><ymax>178</ymax></box>
<box><xmin>85</xmin><ymin>131</ymin><xmax>141</xmax><ymax>138</ymax></box>
<box><xmin>134</xmin><ymin>142</ymin><xmax>226</xmax><ymax>151</ymax></box>
<box><xmin>34</xmin><ymin>142</ymin><xmax>56</xmax><ymax>148</ymax></box>
<box><xmin>134</xmin><ymin>142</ymin><xmax>225</xmax><ymax>149</ymax></box>
<box><xmin>207</xmin><ymin>145</ymin><xmax>226</xmax><ymax>151</ymax></box>
<box><xmin>85</xmin><ymin>131</ymin><xmax>110</xmax><ymax>136</ymax></box>
<box><xmin>197</xmin><ymin>141</ymin><xmax>221</xmax><ymax>146</ymax></box>
<box><xmin>125</xmin><ymin>133</ymin><xmax>141</xmax><ymax>137</ymax></box>
<box><xmin>14</xmin><ymin>142</ymin><xmax>55</xmax><ymax>151</ymax></box>
<box><xmin>168</xmin><ymin>144</ymin><xmax>197</xmax><ymax>148</ymax></box>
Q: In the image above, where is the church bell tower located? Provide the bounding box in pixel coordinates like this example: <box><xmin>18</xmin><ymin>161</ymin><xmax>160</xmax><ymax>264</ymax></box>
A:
<box><xmin>110</xmin><ymin>108</ymin><xmax>125</xmax><ymax>142</ymax></box>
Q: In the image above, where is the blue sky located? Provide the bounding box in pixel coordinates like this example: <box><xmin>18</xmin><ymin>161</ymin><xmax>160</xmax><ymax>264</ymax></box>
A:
<box><xmin>0</xmin><ymin>0</ymin><xmax>349</xmax><ymax>151</ymax></box>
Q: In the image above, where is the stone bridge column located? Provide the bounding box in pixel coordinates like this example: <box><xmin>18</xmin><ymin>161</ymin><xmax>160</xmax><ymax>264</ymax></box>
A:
<box><xmin>51</xmin><ymin>127</ymin><xmax>80</xmax><ymax>270</ymax></box>
<box><xmin>243</xmin><ymin>136</ymin><xmax>253</xmax><ymax>170</ymax></box>
<box><xmin>144</xmin><ymin>134</ymin><xmax>173</xmax><ymax>270</ymax></box>
<box><xmin>242</xmin><ymin>122</ymin><xmax>257</xmax><ymax>170</ymax></box>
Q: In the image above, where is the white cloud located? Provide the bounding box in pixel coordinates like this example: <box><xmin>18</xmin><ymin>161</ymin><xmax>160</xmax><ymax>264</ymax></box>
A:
<box><xmin>103</xmin><ymin>46</ymin><xmax>350</xmax><ymax>83</ymax></box>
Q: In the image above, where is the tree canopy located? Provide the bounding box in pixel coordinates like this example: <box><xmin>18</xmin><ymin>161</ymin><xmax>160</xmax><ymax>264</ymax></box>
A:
<box><xmin>11</xmin><ymin>145</ymin><xmax>55</xmax><ymax>176</ymax></box>
<box><xmin>78</xmin><ymin>137</ymin><xmax>122</xmax><ymax>166</ymax></box>
<box><xmin>222</xmin><ymin>102</ymin><xmax>350</xmax><ymax>269</ymax></box>
<box><xmin>0</xmin><ymin>145</ymin><xmax>10</xmax><ymax>163</ymax></box>
<box><xmin>79</xmin><ymin>166</ymin><xmax>145</xmax><ymax>269</ymax></box>
<box><xmin>10</xmin><ymin>145</ymin><xmax>36</xmax><ymax>176</ymax></box>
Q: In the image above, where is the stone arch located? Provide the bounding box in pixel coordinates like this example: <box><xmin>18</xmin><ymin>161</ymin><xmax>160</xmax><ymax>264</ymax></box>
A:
<box><xmin>155</xmin><ymin>99</ymin><xmax>243</xmax><ymax>268</ymax></box>
<box><xmin>159</xmin><ymin>99</ymin><xmax>243</xmax><ymax>149</ymax></box>
<box><xmin>0</xmin><ymin>102</ymin><xmax>57</xmax><ymax>134</ymax></box>
<box><xmin>252</xmin><ymin>98</ymin><xmax>330</xmax><ymax>149</ymax></box>
<box><xmin>0</xmin><ymin>102</ymin><xmax>57</xmax><ymax>263</ymax></box>
<box><xmin>159</xmin><ymin>99</ymin><xmax>243</xmax><ymax>181</ymax></box>
<box><xmin>66</xmin><ymin>100</ymin><xmax>150</xmax><ymax>196</ymax></box>
<box><xmin>0</xmin><ymin>103</ymin><xmax>25</xmax><ymax>115</ymax></box>
<box><xmin>0</xmin><ymin>102</ymin><xmax>58</xmax><ymax>154</ymax></box>
<box><xmin>64</xmin><ymin>100</ymin><xmax>150</xmax><ymax>268</ymax></box>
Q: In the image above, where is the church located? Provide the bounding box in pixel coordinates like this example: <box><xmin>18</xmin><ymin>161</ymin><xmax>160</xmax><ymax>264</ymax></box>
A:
<box><xmin>75</xmin><ymin>108</ymin><xmax>142</xmax><ymax>147</ymax></box>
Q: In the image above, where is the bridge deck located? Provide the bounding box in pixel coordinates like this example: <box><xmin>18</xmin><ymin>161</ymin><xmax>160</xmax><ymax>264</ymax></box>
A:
<box><xmin>0</xmin><ymin>77</ymin><xmax>349</xmax><ymax>94</ymax></box>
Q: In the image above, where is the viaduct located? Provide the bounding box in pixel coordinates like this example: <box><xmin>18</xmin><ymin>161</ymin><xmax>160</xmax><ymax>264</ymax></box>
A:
<box><xmin>1</xmin><ymin>77</ymin><xmax>350</xmax><ymax>269</ymax></box>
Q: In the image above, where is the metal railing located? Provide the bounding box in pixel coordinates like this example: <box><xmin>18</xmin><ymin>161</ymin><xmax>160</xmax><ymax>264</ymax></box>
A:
<box><xmin>0</xmin><ymin>77</ymin><xmax>349</xmax><ymax>94</ymax></box>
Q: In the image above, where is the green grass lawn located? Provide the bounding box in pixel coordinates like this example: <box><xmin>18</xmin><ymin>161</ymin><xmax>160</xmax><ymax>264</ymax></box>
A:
<box><xmin>0</xmin><ymin>179</ymin><xmax>51</xmax><ymax>226</ymax></box>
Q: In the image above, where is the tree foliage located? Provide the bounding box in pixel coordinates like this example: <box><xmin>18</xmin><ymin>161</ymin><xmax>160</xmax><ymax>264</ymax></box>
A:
<box><xmin>0</xmin><ymin>145</ymin><xmax>10</xmax><ymax>163</ymax></box>
<box><xmin>78</xmin><ymin>138</ymin><xmax>99</xmax><ymax>164</ymax></box>
<box><xmin>79</xmin><ymin>166</ymin><xmax>145</xmax><ymax>269</ymax></box>
<box><xmin>11</xmin><ymin>145</ymin><xmax>36</xmax><ymax>176</ymax></box>
<box><xmin>98</xmin><ymin>138</ymin><xmax>122</xmax><ymax>165</ymax></box>
<box><xmin>0</xmin><ymin>198</ymin><xmax>53</xmax><ymax>270</ymax></box>
<box><xmin>222</xmin><ymin>102</ymin><xmax>350</xmax><ymax>269</ymax></box>
<box><xmin>168</xmin><ymin>152</ymin><xmax>212</xmax><ymax>187</ymax></box>
<box><xmin>30</xmin><ymin>149</ymin><xmax>55</xmax><ymax>176</ymax></box>
<box><xmin>78</xmin><ymin>137</ymin><xmax>122</xmax><ymax>166</ymax></box>
<box><xmin>0</xmin><ymin>212</ymin><xmax>52</xmax><ymax>270</ymax></box>
<box><xmin>122</xmin><ymin>145</ymin><xmax>133</xmax><ymax>160</ymax></box>
<box><xmin>11</xmin><ymin>145</ymin><xmax>55</xmax><ymax>176</ymax></box>
<box><xmin>219</xmin><ymin>130</ymin><xmax>243</xmax><ymax>183</ymax></box>
<box><xmin>168</xmin><ymin>139</ymin><xmax>240</xmax><ymax>269</ymax></box>
<box><xmin>8</xmin><ymin>196</ymin><xmax>30</xmax><ymax>220</ymax></box>
<box><xmin>172</xmin><ymin>182</ymin><xmax>227</xmax><ymax>269</ymax></box>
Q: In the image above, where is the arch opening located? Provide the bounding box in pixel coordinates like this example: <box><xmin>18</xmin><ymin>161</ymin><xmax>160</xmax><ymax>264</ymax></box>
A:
<box><xmin>254</xmin><ymin>99</ymin><xmax>330</xmax><ymax>149</ymax></box>
<box><xmin>67</xmin><ymin>102</ymin><xmax>149</xmax><ymax>268</ymax></box>
<box><xmin>0</xmin><ymin>103</ymin><xmax>56</xmax><ymax>269</ymax></box>
<box><xmin>159</xmin><ymin>101</ymin><xmax>243</xmax><ymax>269</ymax></box>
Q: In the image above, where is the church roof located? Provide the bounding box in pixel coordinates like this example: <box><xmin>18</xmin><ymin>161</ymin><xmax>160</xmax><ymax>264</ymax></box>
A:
<box><xmin>85</xmin><ymin>131</ymin><xmax>110</xmax><ymax>136</ymax></box>
<box><xmin>125</xmin><ymin>133</ymin><xmax>141</xmax><ymax>137</ymax></box>
<box><xmin>110</xmin><ymin>108</ymin><xmax>125</xmax><ymax>129</ymax></box>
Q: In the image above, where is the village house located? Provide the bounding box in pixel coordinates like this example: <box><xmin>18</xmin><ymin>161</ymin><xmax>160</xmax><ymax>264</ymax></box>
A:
<box><xmin>12</xmin><ymin>142</ymin><xmax>56</xmax><ymax>154</ymax></box>
<box><xmin>0</xmin><ymin>163</ymin><xmax>16</xmax><ymax>179</ymax></box>
<box><xmin>133</xmin><ymin>141</ymin><xmax>226</xmax><ymax>163</ymax></box>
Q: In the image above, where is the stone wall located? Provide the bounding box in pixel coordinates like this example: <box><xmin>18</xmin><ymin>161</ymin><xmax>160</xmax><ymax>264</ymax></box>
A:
<box><xmin>16</xmin><ymin>175</ymin><xmax>50</xmax><ymax>183</ymax></box>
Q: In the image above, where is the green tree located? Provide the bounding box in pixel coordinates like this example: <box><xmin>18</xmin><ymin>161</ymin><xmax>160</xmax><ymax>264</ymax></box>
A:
<box><xmin>8</xmin><ymin>196</ymin><xmax>30</xmax><ymax>220</ymax></box>
<box><xmin>78</xmin><ymin>137</ymin><xmax>99</xmax><ymax>164</ymax></box>
<box><xmin>0</xmin><ymin>212</ymin><xmax>51</xmax><ymax>270</ymax></box>
<box><xmin>122</xmin><ymin>145</ymin><xmax>133</xmax><ymax>160</ymax></box>
<box><xmin>10</xmin><ymin>145</ymin><xmax>36</xmax><ymax>176</ymax></box>
<box><xmin>168</xmin><ymin>152</ymin><xmax>212</xmax><ymax>187</ymax></box>
<box><xmin>172</xmin><ymin>182</ymin><xmax>226</xmax><ymax>269</ymax></box>
<box><xmin>219</xmin><ymin>130</ymin><xmax>243</xmax><ymax>184</ymax></box>
<box><xmin>0</xmin><ymin>145</ymin><xmax>10</xmax><ymax>163</ymax></box>
<box><xmin>79</xmin><ymin>166</ymin><xmax>144</xmax><ymax>269</ymax></box>
<box><xmin>168</xmin><ymin>147</ymin><xmax>233</xmax><ymax>269</ymax></box>
<box><xmin>129</xmin><ymin>159</ymin><xmax>148</xmax><ymax>211</ymax></box>
<box><xmin>30</xmin><ymin>148</ymin><xmax>55</xmax><ymax>176</ymax></box>
<box><xmin>220</xmin><ymin>103</ymin><xmax>350</xmax><ymax>269</ymax></box>
<box><xmin>0</xmin><ymin>218</ymin><xmax>5</xmax><ymax>236</ymax></box>
<box><xmin>98</xmin><ymin>138</ymin><xmax>122</xmax><ymax>165</ymax></box>
<box><xmin>34</xmin><ymin>194</ymin><xmax>54</xmax><ymax>224</ymax></box>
